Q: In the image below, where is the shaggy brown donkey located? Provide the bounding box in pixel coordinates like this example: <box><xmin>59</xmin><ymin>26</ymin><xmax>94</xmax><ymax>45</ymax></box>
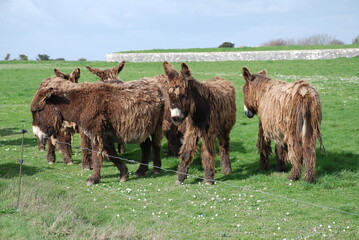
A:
<box><xmin>38</xmin><ymin>68</ymin><xmax>81</xmax><ymax>165</ymax></box>
<box><xmin>86</xmin><ymin>61</ymin><xmax>129</xmax><ymax>154</ymax></box>
<box><xmin>163</xmin><ymin>62</ymin><xmax>236</xmax><ymax>184</ymax></box>
<box><xmin>241</xmin><ymin>67</ymin><xmax>323</xmax><ymax>183</ymax></box>
<box><xmin>32</xmin><ymin>77</ymin><xmax>164</xmax><ymax>185</ymax></box>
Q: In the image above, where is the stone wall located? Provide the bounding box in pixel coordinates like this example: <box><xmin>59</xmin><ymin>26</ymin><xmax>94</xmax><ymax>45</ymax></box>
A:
<box><xmin>106</xmin><ymin>48</ymin><xmax>359</xmax><ymax>62</ymax></box>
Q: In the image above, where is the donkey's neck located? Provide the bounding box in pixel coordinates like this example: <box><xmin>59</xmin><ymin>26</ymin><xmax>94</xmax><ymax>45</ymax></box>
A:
<box><xmin>188</xmin><ymin>80</ymin><xmax>211</xmax><ymax>130</ymax></box>
<box><xmin>53</xmin><ymin>89</ymin><xmax>87</xmax><ymax>124</ymax></box>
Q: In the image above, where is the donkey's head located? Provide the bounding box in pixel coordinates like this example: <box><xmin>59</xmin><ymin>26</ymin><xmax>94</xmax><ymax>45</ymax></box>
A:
<box><xmin>86</xmin><ymin>61</ymin><xmax>125</xmax><ymax>82</ymax></box>
<box><xmin>163</xmin><ymin>61</ymin><xmax>193</xmax><ymax>125</ymax></box>
<box><xmin>31</xmin><ymin>87</ymin><xmax>67</xmax><ymax>144</ymax></box>
<box><xmin>54</xmin><ymin>68</ymin><xmax>80</xmax><ymax>83</ymax></box>
<box><xmin>242</xmin><ymin>67</ymin><xmax>268</xmax><ymax>118</ymax></box>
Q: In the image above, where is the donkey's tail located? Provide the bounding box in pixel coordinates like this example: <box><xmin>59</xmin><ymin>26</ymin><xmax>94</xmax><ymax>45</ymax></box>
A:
<box><xmin>307</xmin><ymin>90</ymin><xmax>325</xmax><ymax>154</ymax></box>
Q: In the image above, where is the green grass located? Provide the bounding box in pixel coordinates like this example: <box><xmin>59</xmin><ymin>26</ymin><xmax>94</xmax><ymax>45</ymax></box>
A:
<box><xmin>119</xmin><ymin>44</ymin><xmax>359</xmax><ymax>53</ymax></box>
<box><xmin>0</xmin><ymin>58</ymin><xmax>358</xmax><ymax>239</ymax></box>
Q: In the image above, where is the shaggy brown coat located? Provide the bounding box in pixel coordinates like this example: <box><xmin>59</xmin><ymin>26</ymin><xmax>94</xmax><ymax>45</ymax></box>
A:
<box><xmin>38</xmin><ymin>68</ymin><xmax>81</xmax><ymax>165</ymax></box>
<box><xmin>242</xmin><ymin>67</ymin><xmax>322</xmax><ymax>183</ymax></box>
<box><xmin>163</xmin><ymin>62</ymin><xmax>236</xmax><ymax>184</ymax></box>
<box><xmin>86</xmin><ymin>61</ymin><xmax>129</xmax><ymax>154</ymax></box>
<box><xmin>31</xmin><ymin>77</ymin><xmax>165</xmax><ymax>185</ymax></box>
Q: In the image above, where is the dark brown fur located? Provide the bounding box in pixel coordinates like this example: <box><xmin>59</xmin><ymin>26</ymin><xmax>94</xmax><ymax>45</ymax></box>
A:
<box><xmin>31</xmin><ymin>77</ymin><xmax>165</xmax><ymax>185</ymax></box>
<box><xmin>162</xmin><ymin>62</ymin><xmax>236</xmax><ymax>184</ymax></box>
<box><xmin>38</xmin><ymin>68</ymin><xmax>81</xmax><ymax>165</ymax></box>
<box><xmin>86</xmin><ymin>61</ymin><xmax>128</xmax><ymax>154</ymax></box>
<box><xmin>242</xmin><ymin>67</ymin><xmax>323</xmax><ymax>183</ymax></box>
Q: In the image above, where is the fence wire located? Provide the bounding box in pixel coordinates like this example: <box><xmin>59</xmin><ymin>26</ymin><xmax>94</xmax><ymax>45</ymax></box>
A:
<box><xmin>50</xmin><ymin>140</ymin><xmax>359</xmax><ymax>217</ymax></box>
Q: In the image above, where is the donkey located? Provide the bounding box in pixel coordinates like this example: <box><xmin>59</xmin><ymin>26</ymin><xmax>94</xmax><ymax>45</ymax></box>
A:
<box><xmin>241</xmin><ymin>67</ymin><xmax>323</xmax><ymax>183</ymax></box>
<box><xmin>86</xmin><ymin>61</ymin><xmax>128</xmax><ymax>154</ymax></box>
<box><xmin>31</xmin><ymin>77</ymin><xmax>165</xmax><ymax>185</ymax></box>
<box><xmin>86</xmin><ymin>61</ymin><xmax>125</xmax><ymax>83</ymax></box>
<box><xmin>38</xmin><ymin>68</ymin><xmax>81</xmax><ymax>165</ymax></box>
<box><xmin>162</xmin><ymin>61</ymin><xmax>236</xmax><ymax>184</ymax></box>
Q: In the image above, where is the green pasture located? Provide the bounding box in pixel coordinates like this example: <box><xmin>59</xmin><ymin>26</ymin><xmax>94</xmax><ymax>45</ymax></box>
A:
<box><xmin>0</xmin><ymin>58</ymin><xmax>358</xmax><ymax>239</ymax></box>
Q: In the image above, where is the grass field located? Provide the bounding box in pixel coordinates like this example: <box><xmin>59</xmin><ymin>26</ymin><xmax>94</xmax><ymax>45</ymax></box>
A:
<box><xmin>0</xmin><ymin>57</ymin><xmax>358</xmax><ymax>240</ymax></box>
<box><xmin>119</xmin><ymin>44</ymin><xmax>359</xmax><ymax>53</ymax></box>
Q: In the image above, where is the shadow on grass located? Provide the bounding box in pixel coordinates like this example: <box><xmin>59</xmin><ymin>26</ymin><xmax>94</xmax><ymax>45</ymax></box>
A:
<box><xmin>217</xmin><ymin>148</ymin><xmax>359</xmax><ymax>182</ymax></box>
<box><xmin>0</xmin><ymin>136</ymin><xmax>38</xmax><ymax>147</ymax></box>
<box><xmin>0</xmin><ymin>128</ymin><xmax>22</xmax><ymax>137</ymax></box>
<box><xmin>0</xmin><ymin>163</ymin><xmax>43</xmax><ymax>179</ymax></box>
<box><xmin>316</xmin><ymin>150</ymin><xmax>359</xmax><ymax>177</ymax></box>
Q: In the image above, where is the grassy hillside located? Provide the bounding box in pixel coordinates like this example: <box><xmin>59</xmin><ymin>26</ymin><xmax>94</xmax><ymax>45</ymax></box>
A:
<box><xmin>0</xmin><ymin>58</ymin><xmax>358</xmax><ymax>239</ymax></box>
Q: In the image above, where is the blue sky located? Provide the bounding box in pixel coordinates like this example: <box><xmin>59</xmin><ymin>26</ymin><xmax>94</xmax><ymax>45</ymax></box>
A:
<box><xmin>1</xmin><ymin>0</ymin><xmax>358</xmax><ymax>61</ymax></box>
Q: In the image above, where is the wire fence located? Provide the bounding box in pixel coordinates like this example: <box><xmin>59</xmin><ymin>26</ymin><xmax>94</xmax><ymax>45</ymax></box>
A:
<box><xmin>52</xmin><ymin>139</ymin><xmax>359</xmax><ymax>217</ymax></box>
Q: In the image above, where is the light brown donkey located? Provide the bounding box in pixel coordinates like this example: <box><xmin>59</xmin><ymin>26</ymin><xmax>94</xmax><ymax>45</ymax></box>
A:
<box><xmin>241</xmin><ymin>67</ymin><xmax>323</xmax><ymax>183</ymax></box>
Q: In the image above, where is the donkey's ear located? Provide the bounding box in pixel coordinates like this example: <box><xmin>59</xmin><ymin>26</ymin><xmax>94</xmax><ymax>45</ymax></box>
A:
<box><xmin>180</xmin><ymin>63</ymin><xmax>191</xmax><ymax>78</ymax></box>
<box><xmin>69</xmin><ymin>68</ymin><xmax>80</xmax><ymax>83</ymax></box>
<box><xmin>163</xmin><ymin>61</ymin><xmax>174</xmax><ymax>75</ymax></box>
<box><xmin>163</xmin><ymin>61</ymin><xmax>178</xmax><ymax>80</ymax></box>
<box><xmin>86</xmin><ymin>65</ymin><xmax>99</xmax><ymax>75</ymax></box>
<box><xmin>258</xmin><ymin>69</ymin><xmax>267</xmax><ymax>77</ymax></box>
<box><xmin>242</xmin><ymin>67</ymin><xmax>253</xmax><ymax>82</ymax></box>
<box><xmin>54</xmin><ymin>69</ymin><xmax>67</xmax><ymax>79</ymax></box>
<box><xmin>113</xmin><ymin>60</ymin><xmax>126</xmax><ymax>75</ymax></box>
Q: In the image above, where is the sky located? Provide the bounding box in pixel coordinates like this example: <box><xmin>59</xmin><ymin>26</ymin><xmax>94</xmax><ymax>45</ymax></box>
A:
<box><xmin>0</xmin><ymin>0</ymin><xmax>358</xmax><ymax>61</ymax></box>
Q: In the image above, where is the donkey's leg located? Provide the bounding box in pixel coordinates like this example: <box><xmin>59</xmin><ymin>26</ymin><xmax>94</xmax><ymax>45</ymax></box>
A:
<box><xmin>218</xmin><ymin>132</ymin><xmax>232</xmax><ymax>175</ymax></box>
<box><xmin>46</xmin><ymin>138</ymin><xmax>56</xmax><ymax>164</ymax></box>
<box><xmin>57</xmin><ymin>132</ymin><xmax>73</xmax><ymax>165</ymax></box>
<box><xmin>287</xmin><ymin>142</ymin><xmax>303</xmax><ymax>181</ymax></box>
<box><xmin>80</xmin><ymin>130</ymin><xmax>92</xmax><ymax>170</ymax></box>
<box><xmin>105</xmin><ymin>142</ymin><xmax>129</xmax><ymax>183</ymax></box>
<box><xmin>257</xmin><ymin>121</ymin><xmax>271</xmax><ymax>171</ymax></box>
<box><xmin>177</xmin><ymin>129</ymin><xmax>198</xmax><ymax>184</ymax></box>
<box><xmin>303</xmin><ymin>138</ymin><xmax>317</xmax><ymax>184</ymax></box>
<box><xmin>38</xmin><ymin>139</ymin><xmax>45</xmax><ymax>152</ymax></box>
<box><xmin>86</xmin><ymin>143</ymin><xmax>103</xmax><ymax>186</ymax></box>
<box><xmin>275</xmin><ymin>143</ymin><xmax>287</xmax><ymax>172</ymax></box>
<box><xmin>136</xmin><ymin>137</ymin><xmax>152</xmax><ymax>177</ymax></box>
<box><xmin>152</xmin><ymin>129</ymin><xmax>163</xmax><ymax>174</ymax></box>
<box><xmin>201</xmin><ymin>135</ymin><xmax>216</xmax><ymax>185</ymax></box>
<box><xmin>165</xmin><ymin>124</ymin><xmax>182</xmax><ymax>157</ymax></box>
<box><xmin>118</xmin><ymin>143</ymin><xmax>126</xmax><ymax>154</ymax></box>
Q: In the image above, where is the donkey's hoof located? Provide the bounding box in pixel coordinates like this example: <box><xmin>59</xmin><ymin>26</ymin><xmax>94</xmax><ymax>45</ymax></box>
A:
<box><xmin>66</xmin><ymin>162</ymin><xmax>73</xmax><ymax>165</ymax></box>
<box><xmin>205</xmin><ymin>181</ymin><xmax>215</xmax><ymax>185</ymax></box>
<box><xmin>120</xmin><ymin>175</ymin><xmax>129</xmax><ymax>183</ymax></box>
<box><xmin>86</xmin><ymin>180</ymin><xmax>95</xmax><ymax>186</ymax></box>
<box><xmin>154</xmin><ymin>168</ymin><xmax>161</xmax><ymax>175</ymax></box>
<box><xmin>48</xmin><ymin>161</ymin><xmax>54</xmax><ymax>165</ymax></box>
<box><xmin>86</xmin><ymin>178</ymin><xmax>99</xmax><ymax>186</ymax></box>
<box><xmin>222</xmin><ymin>168</ymin><xmax>232</xmax><ymax>175</ymax></box>
<box><xmin>135</xmin><ymin>171</ymin><xmax>145</xmax><ymax>177</ymax></box>
<box><xmin>175</xmin><ymin>180</ymin><xmax>184</xmax><ymax>185</ymax></box>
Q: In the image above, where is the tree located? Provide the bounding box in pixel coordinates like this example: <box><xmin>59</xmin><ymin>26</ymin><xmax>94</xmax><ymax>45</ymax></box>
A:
<box><xmin>36</xmin><ymin>54</ymin><xmax>50</xmax><ymax>61</ymax></box>
<box><xmin>4</xmin><ymin>53</ymin><xmax>10</xmax><ymax>61</ymax></box>
<box><xmin>218</xmin><ymin>42</ymin><xmax>235</xmax><ymax>48</ymax></box>
<box><xmin>353</xmin><ymin>35</ymin><xmax>359</xmax><ymax>44</ymax></box>
<box><xmin>19</xmin><ymin>54</ymin><xmax>28</xmax><ymax>61</ymax></box>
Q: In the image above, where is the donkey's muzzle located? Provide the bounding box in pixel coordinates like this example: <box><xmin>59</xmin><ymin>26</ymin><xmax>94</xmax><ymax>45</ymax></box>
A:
<box><xmin>244</xmin><ymin>110</ymin><xmax>255</xmax><ymax>118</ymax></box>
<box><xmin>171</xmin><ymin>116</ymin><xmax>183</xmax><ymax>126</ymax></box>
